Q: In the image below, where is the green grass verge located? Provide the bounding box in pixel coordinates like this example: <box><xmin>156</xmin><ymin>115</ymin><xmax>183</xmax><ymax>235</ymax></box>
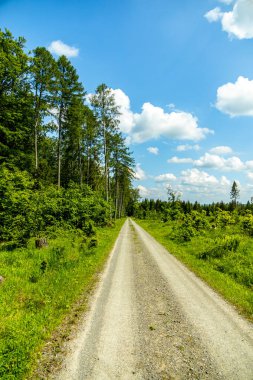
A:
<box><xmin>0</xmin><ymin>219</ymin><xmax>125</xmax><ymax>379</ymax></box>
<box><xmin>136</xmin><ymin>219</ymin><xmax>253</xmax><ymax>321</ymax></box>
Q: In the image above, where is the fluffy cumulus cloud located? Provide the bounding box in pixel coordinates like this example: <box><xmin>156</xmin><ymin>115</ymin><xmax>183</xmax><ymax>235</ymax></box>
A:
<box><xmin>168</xmin><ymin>153</ymin><xmax>245</xmax><ymax>171</ymax></box>
<box><xmin>134</xmin><ymin>163</ymin><xmax>147</xmax><ymax>180</ymax></box>
<box><xmin>168</xmin><ymin>156</ymin><xmax>194</xmax><ymax>164</ymax></box>
<box><xmin>180</xmin><ymin>169</ymin><xmax>219</xmax><ymax>186</ymax></box>
<box><xmin>154</xmin><ymin>173</ymin><xmax>177</xmax><ymax>182</ymax></box>
<box><xmin>194</xmin><ymin>154</ymin><xmax>245</xmax><ymax>171</ymax></box>
<box><xmin>246</xmin><ymin>161</ymin><xmax>253</xmax><ymax>170</ymax></box>
<box><xmin>147</xmin><ymin>146</ymin><xmax>159</xmax><ymax>155</ymax></box>
<box><xmin>48</xmin><ymin>40</ymin><xmax>79</xmax><ymax>57</ymax></box>
<box><xmin>176</xmin><ymin>144</ymin><xmax>200</xmax><ymax>152</ymax></box>
<box><xmin>216</xmin><ymin>76</ymin><xmax>253</xmax><ymax>117</ymax></box>
<box><xmin>209</xmin><ymin>146</ymin><xmax>233</xmax><ymax>154</ymax></box>
<box><xmin>137</xmin><ymin>185</ymin><xmax>151</xmax><ymax>198</ymax></box>
<box><xmin>111</xmin><ymin>89</ymin><xmax>135</xmax><ymax>133</ymax></box>
<box><xmin>205</xmin><ymin>7</ymin><xmax>224</xmax><ymax>22</ymax></box>
<box><xmin>205</xmin><ymin>0</ymin><xmax>253</xmax><ymax>39</ymax></box>
<box><xmin>112</xmin><ymin>89</ymin><xmax>212</xmax><ymax>143</ymax></box>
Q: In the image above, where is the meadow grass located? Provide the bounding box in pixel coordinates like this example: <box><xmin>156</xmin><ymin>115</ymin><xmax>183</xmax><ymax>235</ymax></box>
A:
<box><xmin>136</xmin><ymin>219</ymin><xmax>253</xmax><ymax>321</ymax></box>
<box><xmin>0</xmin><ymin>220</ymin><xmax>125</xmax><ymax>379</ymax></box>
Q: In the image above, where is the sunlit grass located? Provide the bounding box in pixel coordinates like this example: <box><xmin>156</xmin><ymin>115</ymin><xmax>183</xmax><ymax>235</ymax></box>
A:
<box><xmin>0</xmin><ymin>220</ymin><xmax>125</xmax><ymax>379</ymax></box>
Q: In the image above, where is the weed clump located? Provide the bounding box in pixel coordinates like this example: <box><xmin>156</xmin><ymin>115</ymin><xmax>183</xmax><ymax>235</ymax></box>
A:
<box><xmin>199</xmin><ymin>235</ymin><xmax>241</xmax><ymax>260</ymax></box>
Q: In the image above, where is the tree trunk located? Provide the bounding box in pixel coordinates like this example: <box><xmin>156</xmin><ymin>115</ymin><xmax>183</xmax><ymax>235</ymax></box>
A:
<box><xmin>57</xmin><ymin>108</ymin><xmax>62</xmax><ymax>190</ymax></box>
<box><xmin>34</xmin><ymin>116</ymin><xmax>39</xmax><ymax>171</ymax></box>
<box><xmin>103</xmin><ymin>123</ymin><xmax>109</xmax><ymax>202</ymax></box>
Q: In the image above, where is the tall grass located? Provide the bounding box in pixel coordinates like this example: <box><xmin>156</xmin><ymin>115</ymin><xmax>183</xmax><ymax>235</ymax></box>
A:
<box><xmin>0</xmin><ymin>220</ymin><xmax>125</xmax><ymax>379</ymax></box>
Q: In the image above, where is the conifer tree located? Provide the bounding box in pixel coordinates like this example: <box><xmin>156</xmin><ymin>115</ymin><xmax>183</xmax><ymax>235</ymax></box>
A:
<box><xmin>90</xmin><ymin>84</ymin><xmax>120</xmax><ymax>201</ymax></box>
<box><xmin>0</xmin><ymin>29</ymin><xmax>33</xmax><ymax>170</ymax></box>
<box><xmin>53</xmin><ymin>55</ymin><xmax>84</xmax><ymax>189</ymax></box>
<box><xmin>230</xmin><ymin>180</ymin><xmax>240</xmax><ymax>205</ymax></box>
<box><xmin>30</xmin><ymin>47</ymin><xmax>57</xmax><ymax>175</ymax></box>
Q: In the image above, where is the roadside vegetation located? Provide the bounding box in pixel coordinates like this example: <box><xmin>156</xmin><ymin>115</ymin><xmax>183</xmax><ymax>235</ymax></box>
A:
<box><xmin>0</xmin><ymin>220</ymin><xmax>124</xmax><ymax>379</ymax></box>
<box><xmin>134</xmin><ymin>188</ymin><xmax>253</xmax><ymax>321</ymax></box>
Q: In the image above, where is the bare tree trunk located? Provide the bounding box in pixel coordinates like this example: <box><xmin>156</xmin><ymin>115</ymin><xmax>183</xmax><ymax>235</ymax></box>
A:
<box><xmin>78</xmin><ymin>139</ymin><xmax>83</xmax><ymax>186</ymax></box>
<box><xmin>57</xmin><ymin>109</ymin><xmax>62</xmax><ymax>190</ymax></box>
<box><xmin>87</xmin><ymin>144</ymin><xmax>91</xmax><ymax>186</ymax></box>
<box><xmin>103</xmin><ymin>123</ymin><xmax>109</xmax><ymax>202</ymax></box>
<box><xmin>118</xmin><ymin>188</ymin><xmax>124</xmax><ymax>218</ymax></box>
<box><xmin>34</xmin><ymin>117</ymin><xmax>39</xmax><ymax>171</ymax></box>
<box><xmin>115</xmin><ymin>178</ymin><xmax>119</xmax><ymax>220</ymax></box>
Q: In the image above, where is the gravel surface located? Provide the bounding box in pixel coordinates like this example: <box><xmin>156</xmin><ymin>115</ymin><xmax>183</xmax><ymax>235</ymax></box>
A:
<box><xmin>55</xmin><ymin>219</ymin><xmax>253</xmax><ymax>380</ymax></box>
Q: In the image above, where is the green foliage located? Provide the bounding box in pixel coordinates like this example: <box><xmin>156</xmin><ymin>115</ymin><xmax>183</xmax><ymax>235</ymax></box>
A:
<box><xmin>230</xmin><ymin>180</ymin><xmax>240</xmax><ymax>204</ymax></box>
<box><xmin>199</xmin><ymin>235</ymin><xmax>241</xmax><ymax>260</ymax></box>
<box><xmin>0</xmin><ymin>167</ymin><xmax>111</xmax><ymax>245</ymax></box>
<box><xmin>241</xmin><ymin>211</ymin><xmax>253</xmax><ymax>236</ymax></box>
<box><xmin>170</xmin><ymin>210</ymin><xmax>210</xmax><ymax>243</ymax></box>
<box><xmin>0</xmin><ymin>28</ymin><xmax>134</xmax><ymax>216</ymax></box>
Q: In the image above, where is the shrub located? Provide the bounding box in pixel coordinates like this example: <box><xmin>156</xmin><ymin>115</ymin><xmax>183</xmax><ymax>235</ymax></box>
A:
<box><xmin>0</xmin><ymin>168</ymin><xmax>111</xmax><ymax>244</ymax></box>
<box><xmin>199</xmin><ymin>235</ymin><xmax>241</xmax><ymax>260</ymax></box>
<box><xmin>241</xmin><ymin>212</ymin><xmax>253</xmax><ymax>236</ymax></box>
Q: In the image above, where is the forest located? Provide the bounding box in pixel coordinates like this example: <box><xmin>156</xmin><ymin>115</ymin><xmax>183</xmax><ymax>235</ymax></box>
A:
<box><xmin>0</xmin><ymin>28</ymin><xmax>136</xmax><ymax>378</ymax></box>
<box><xmin>0</xmin><ymin>28</ymin><xmax>136</xmax><ymax>246</ymax></box>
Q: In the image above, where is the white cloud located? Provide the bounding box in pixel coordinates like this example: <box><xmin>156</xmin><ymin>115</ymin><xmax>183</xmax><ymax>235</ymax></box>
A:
<box><xmin>48</xmin><ymin>40</ymin><xmax>79</xmax><ymax>57</ymax></box>
<box><xmin>137</xmin><ymin>185</ymin><xmax>151</xmax><ymax>198</ymax></box>
<box><xmin>155</xmin><ymin>173</ymin><xmax>177</xmax><ymax>182</ymax></box>
<box><xmin>218</xmin><ymin>0</ymin><xmax>234</xmax><ymax>4</ymax></box>
<box><xmin>168</xmin><ymin>153</ymin><xmax>245</xmax><ymax>171</ymax></box>
<box><xmin>180</xmin><ymin>169</ymin><xmax>219</xmax><ymax>186</ymax></box>
<box><xmin>205</xmin><ymin>7</ymin><xmax>223</xmax><ymax>22</ymax></box>
<box><xmin>247</xmin><ymin>172</ymin><xmax>253</xmax><ymax>180</ymax></box>
<box><xmin>195</xmin><ymin>153</ymin><xmax>245</xmax><ymax>171</ymax></box>
<box><xmin>179</xmin><ymin>170</ymin><xmax>230</xmax><ymax>192</ymax></box>
<box><xmin>216</xmin><ymin>76</ymin><xmax>253</xmax><ymax>117</ymax></box>
<box><xmin>209</xmin><ymin>146</ymin><xmax>233</xmax><ymax>154</ymax></box>
<box><xmin>176</xmin><ymin>144</ymin><xmax>200</xmax><ymax>152</ymax></box>
<box><xmin>132</xmin><ymin>103</ymin><xmax>211</xmax><ymax>143</ymax></box>
<box><xmin>112</xmin><ymin>89</ymin><xmax>212</xmax><ymax>143</ymax></box>
<box><xmin>246</xmin><ymin>160</ymin><xmax>253</xmax><ymax>170</ymax></box>
<box><xmin>220</xmin><ymin>175</ymin><xmax>231</xmax><ymax>186</ymax></box>
<box><xmin>194</xmin><ymin>153</ymin><xmax>226</xmax><ymax>169</ymax></box>
<box><xmin>147</xmin><ymin>146</ymin><xmax>159</xmax><ymax>155</ymax></box>
<box><xmin>168</xmin><ymin>156</ymin><xmax>194</xmax><ymax>164</ymax></box>
<box><xmin>205</xmin><ymin>0</ymin><xmax>253</xmax><ymax>39</ymax></box>
<box><xmin>134</xmin><ymin>163</ymin><xmax>147</xmax><ymax>180</ymax></box>
<box><xmin>111</xmin><ymin>89</ymin><xmax>135</xmax><ymax>133</ymax></box>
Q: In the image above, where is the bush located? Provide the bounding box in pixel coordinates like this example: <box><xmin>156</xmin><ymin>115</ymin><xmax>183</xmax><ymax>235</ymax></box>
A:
<box><xmin>0</xmin><ymin>168</ymin><xmax>111</xmax><ymax>244</ymax></box>
<box><xmin>199</xmin><ymin>235</ymin><xmax>241</xmax><ymax>260</ymax></box>
<box><xmin>241</xmin><ymin>212</ymin><xmax>253</xmax><ymax>236</ymax></box>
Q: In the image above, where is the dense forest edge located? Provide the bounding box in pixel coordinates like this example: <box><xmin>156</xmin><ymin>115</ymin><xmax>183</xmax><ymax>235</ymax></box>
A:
<box><xmin>0</xmin><ymin>28</ymin><xmax>136</xmax><ymax>378</ymax></box>
<box><xmin>132</xmin><ymin>187</ymin><xmax>253</xmax><ymax>321</ymax></box>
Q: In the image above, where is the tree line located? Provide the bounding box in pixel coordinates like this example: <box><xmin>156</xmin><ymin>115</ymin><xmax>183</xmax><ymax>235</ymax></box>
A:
<box><xmin>0</xmin><ymin>29</ymin><xmax>136</xmax><ymax>243</ymax></box>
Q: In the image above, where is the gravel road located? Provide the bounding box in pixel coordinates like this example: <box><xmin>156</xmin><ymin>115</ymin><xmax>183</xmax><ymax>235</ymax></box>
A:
<box><xmin>56</xmin><ymin>219</ymin><xmax>253</xmax><ymax>380</ymax></box>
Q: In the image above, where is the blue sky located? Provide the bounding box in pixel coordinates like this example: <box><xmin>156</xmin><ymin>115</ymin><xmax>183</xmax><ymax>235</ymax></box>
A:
<box><xmin>1</xmin><ymin>0</ymin><xmax>253</xmax><ymax>203</ymax></box>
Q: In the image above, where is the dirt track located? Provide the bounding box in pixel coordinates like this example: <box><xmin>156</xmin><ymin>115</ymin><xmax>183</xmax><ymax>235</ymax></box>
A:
<box><xmin>56</xmin><ymin>219</ymin><xmax>253</xmax><ymax>379</ymax></box>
